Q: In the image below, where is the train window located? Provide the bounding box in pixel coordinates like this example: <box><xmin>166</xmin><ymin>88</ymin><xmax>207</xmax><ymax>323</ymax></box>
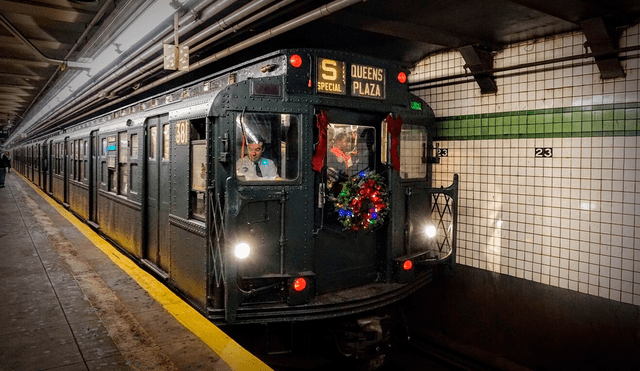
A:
<box><xmin>162</xmin><ymin>124</ymin><xmax>170</xmax><ymax>160</ymax></box>
<box><xmin>101</xmin><ymin>138</ymin><xmax>107</xmax><ymax>183</ymax></box>
<box><xmin>60</xmin><ymin>142</ymin><xmax>63</xmax><ymax>175</ymax></box>
<box><xmin>130</xmin><ymin>134</ymin><xmax>138</xmax><ymax>159</ymax></box>
<box><xmin>69</xmin><ymin>141</ymin><xmax>74</xmax><ymax>179</ymax></box>
<box><xmin>326</xmin><ymin>123</ymin><xmax>376</xmax><ymax>194</ymax></box>
<box><xmin>118</xmin><ymin>132</ymin><xmax>128</xmax><ymax>195</ymax></box>
<box><xmin>83</xmin><ymin>141</ymin><xmax>88</xmax><ymax>180</ymax></box>
<box><xmin>149</xmin><ymin>126</ymin><xmax>157</xmax><ymax>159</ymax></box>
<box><xmin>76</xmin><ymin>140</ymin><xmax>81</xmax><ymax>180</ymax></box>
<box><xmin>107</xmin><ymin>136</ymin><xmax>117</xmax><ymax>192</ymax></box>
<box><xmin>399</xmin><ymin>125</ymin><xmax>427</xmax><ymax>179</ymax></box>
<box><xmin>190</xmin><ymin>140</ymin><xmax>207</xmax><ymax>220</ymax></box>
<box><xmin>235</xmin><ymin>113</ymin><xmax>299</xmax><ymax>181</ymax></box>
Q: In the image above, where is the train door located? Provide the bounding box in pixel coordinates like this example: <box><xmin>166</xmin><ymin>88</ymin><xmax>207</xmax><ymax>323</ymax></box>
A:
<box><xmin>89</xmin><ymin>130</ymin><xmax>99</xmax><ymax>225</ymax></box>
<box><xmin>314</xmin><ymin>108</ymin><xmax>385</xmax><ymax>294</ymax></box>
<box><xmin>144</xmin><ymin>115</ymin><xmax>171</xmax><ymax>274</ymax></box>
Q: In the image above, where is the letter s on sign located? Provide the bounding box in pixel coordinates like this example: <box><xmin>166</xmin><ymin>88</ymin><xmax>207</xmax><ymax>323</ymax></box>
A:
<box><xmin>321</xmin><ymin>59</ymin><xmax>337</xmax><ymax>81</ymax></box>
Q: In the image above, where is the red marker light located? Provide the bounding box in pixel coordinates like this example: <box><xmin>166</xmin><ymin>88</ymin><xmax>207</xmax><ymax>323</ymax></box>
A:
<box><xmin>397</xmin><ymin>71</ymin><xmax>407</xmax><ymax>83</ymax></box>
<box><xmin>403</xmin><ymin>260</ymin><xmax>413</xmax><ymax>271</ymax></box>
<box><xmin>290</xmin><ymin>54</ymin><xmax>303</xmax><ymax>68</ymax></box>
<box><xmin>293</xmin><ymin>277</ymin><xmax>307</xmax><ymax>291</ymax></box>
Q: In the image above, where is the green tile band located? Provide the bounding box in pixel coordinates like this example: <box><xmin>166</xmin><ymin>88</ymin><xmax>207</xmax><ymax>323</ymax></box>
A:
<box><xmin>434</xmin><ymin>104</ymin><xmax>640</xmax><ymax>140</ymax></box>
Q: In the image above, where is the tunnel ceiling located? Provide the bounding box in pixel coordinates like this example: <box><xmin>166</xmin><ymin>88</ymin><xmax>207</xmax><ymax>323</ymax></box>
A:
<box><xmin>0</xmin><ymin>0</ymin><xmax>639</xmax><ymax>143</ymax></box>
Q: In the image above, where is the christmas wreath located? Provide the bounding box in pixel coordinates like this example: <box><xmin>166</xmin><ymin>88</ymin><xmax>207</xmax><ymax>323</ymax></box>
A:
<box><xmin>335</xmin><ymin>171</ymin><xmax>389</xmax><ymax>231</ymax></box>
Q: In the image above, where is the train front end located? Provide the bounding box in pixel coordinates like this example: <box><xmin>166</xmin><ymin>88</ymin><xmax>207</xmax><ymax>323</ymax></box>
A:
<box><xmin>206</xmin><ymin>49</ymin><xmax>458</xmax><ymax>326</ymax></box>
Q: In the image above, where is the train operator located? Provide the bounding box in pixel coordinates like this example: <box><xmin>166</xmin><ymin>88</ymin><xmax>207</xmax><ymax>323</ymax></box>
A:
<box><xmin>236</xmin><ymin>140</ymin><xmax>279</xmax><ymax>180</ymax></box>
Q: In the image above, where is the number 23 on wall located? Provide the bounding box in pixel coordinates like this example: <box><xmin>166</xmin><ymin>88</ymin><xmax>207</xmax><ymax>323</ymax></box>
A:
<box><xmin>534</xmin><ymin>147</ymin><xmax>552</xmax><ymax>157</ymax></box>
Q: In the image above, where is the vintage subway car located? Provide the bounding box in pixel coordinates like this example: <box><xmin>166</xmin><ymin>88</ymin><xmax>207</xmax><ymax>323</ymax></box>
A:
<box><xmin>13</xmin><ymin>48</ymin><xmax>458</xmax><ymax>360</ymax></box>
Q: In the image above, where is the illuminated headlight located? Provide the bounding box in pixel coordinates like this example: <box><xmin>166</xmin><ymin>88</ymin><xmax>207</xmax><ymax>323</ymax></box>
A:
<box><xmin>425</xmin><ymin>225</ymin><xmax>437</xmax><ymax>238</ymax></box>
<box><xmin>234</xmin><ymin>243</ymin><xmax>250</xmax><ymax>259</ymax></box>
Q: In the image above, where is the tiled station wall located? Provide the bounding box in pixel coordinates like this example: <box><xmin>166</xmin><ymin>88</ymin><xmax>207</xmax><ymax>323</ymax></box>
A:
<box><xmin>410</xmin><ymin>24</ymin><xmax>640</xmax><ymax>306</ymax></box>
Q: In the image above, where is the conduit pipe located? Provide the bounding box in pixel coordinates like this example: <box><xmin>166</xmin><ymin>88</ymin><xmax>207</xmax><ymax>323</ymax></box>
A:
<box><xmin>39</xmin><ymin>0</ymin><xmax>291</xmax><ymax>130</ymax></box>
<box><xmin>88</xmin><ymin>0</ymin><xmax>279</xmax><ymax>102</ymax></box>
<box><xmin>26</xmin><ymin>0</ymin><xmax>232</xmax><ymax>134</ymax></box>
<box><xmin>32</xmin><ymin>0</ymin><xmax>364</xmax><ymax>133</ymax></box>
<box><xmin>190</xmin><ymin>0</ymin><xmax>298</xmax><ymax>55</ymax></box>
<box><xmin>111</xmin><ymin>0</ymin><xmax>295</xmax><ymax>96</ymax></box>
<box><xmin>113</xmin><ymin>0</ymin><xmax>236</xmax><ymax>79</ymax></box>
<box><xmin>408</xmin><ymin>44</ymin><xmax>640</xmax><ymax>90</ymax></box>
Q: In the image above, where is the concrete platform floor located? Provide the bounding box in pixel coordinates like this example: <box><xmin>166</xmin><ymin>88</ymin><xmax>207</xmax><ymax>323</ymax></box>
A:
<box><xmin>0</xmin><ymin>171</ymin><xmax>269</xmax><ymax>371</ymax></box>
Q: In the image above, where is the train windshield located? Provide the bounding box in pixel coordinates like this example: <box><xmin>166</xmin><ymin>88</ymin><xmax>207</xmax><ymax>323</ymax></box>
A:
<box><xmin>326</xmin><ymin>123</ymin><xmax>376</xmax><ymax>193</ymax></box>
<box><xmin>235</xmin><ymin>113</ymin><xmax>299</xmax><ymax>181</ymax></box>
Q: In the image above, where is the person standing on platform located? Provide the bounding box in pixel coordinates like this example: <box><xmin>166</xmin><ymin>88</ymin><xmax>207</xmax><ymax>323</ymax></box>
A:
<box><xmin>0</xmin><ymin>151</ymin><xmax>11</xmax><ymax>188</ymax></box>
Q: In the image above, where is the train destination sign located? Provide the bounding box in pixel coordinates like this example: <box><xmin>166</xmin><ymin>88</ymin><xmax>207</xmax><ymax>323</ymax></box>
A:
<box><xmin>317</xmin><ymin>58</ymin><xmax>386</xmax><ymax>99</ymax></box>
<box><xmin>351</xmin><ymin>63</ymin><xmax>385</xmax><ymax>99</ymax></box>
<box><xmin>317</xmin><ymin>58</ymin><xmax>346</xmax><ymax>95</ymax></box>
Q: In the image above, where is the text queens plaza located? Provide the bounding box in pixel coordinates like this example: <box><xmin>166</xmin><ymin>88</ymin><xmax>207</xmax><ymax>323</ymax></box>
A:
<box><xmin>317</xmin><ymin>57</ymin><xmax>386</xmax><ymax>99</ymax></box>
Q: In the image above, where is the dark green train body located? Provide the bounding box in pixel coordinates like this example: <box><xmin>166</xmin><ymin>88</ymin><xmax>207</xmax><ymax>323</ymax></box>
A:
<box><xmin>12</xmin><ymin>49</ymin><xmax>457</xmax><ymax>329</ymax></box>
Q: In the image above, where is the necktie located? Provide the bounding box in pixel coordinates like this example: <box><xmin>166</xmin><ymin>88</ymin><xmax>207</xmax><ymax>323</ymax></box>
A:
<box><xmin>254</xmin><ymin>162</ymin><xmax>263</xmax><ymax>177</ymax></box>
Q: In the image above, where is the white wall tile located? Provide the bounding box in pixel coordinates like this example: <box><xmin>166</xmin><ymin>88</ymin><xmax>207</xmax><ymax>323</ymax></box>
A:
<box><xmin>415</xmin><ymin>24</ymin><xmax>640</xmax><ymax>307</ymax></box>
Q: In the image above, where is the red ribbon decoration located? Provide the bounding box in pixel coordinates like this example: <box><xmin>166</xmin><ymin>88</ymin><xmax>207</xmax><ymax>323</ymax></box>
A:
<box><xmin>312</xmin><ymin>110</ymin><xmax>329</xmax><ymax>172</ymax></box>
<box><xmin>387</xmin><ymin>114</ymin><xmax>403</xmax><ymax>171</ymax></box>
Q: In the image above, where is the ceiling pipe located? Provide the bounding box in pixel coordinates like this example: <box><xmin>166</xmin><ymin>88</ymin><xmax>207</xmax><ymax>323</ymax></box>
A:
<box><xmin>34</xmin><ymin>0</ymin><xmax>293</xmax><ymax>131</ymax></box>
<box><xmin>81</xmin><ymin>0</ymin><xmax>279</xmax><ymax>106</ymax></box>
<box><xmin>190</xmin><ymin>0</ymin><xmax>298</xmax><ymax>55</ymax></box>
<box><xmin>27</xmin><ymin>0</ymin><xmax>365</xmax><ymax>136</ymax></box>
<box><xmin>49</xmin><ymin>0</ymin><xmax>365</xmax><ymax>129</ymax></box>
<box><xmin>112</xmin><ymin>0</ymin><xmax>292</xmax><ymax>95</ymax></box>
<box><xmin>25</xmin><ymin>0</ymin><xmax>234</xmax><ymax>134</ymax></box>
<box><xmin>408</xmin><ymin>44</ymin><xmax>640</xmax><ymax>90</ymax></box>
<box><xmin>22</xmin><ymin>0</ymin><xmax>227</xmax><ymax>135</ymax></box>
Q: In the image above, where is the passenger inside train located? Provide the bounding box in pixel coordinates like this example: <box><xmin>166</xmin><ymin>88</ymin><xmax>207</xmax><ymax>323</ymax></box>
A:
<box><xmin>326</xmin><ymin>124</ymin><xmax>376</xmax><ymax>195</ymax></box>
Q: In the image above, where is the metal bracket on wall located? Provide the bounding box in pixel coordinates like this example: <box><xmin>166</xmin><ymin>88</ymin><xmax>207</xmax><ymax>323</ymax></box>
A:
<box><xmin>458</xmin><ymin>45</ymin><xmax>498</xmax><ymax>94</ymax></box>
<box><xmin>580</xmin><ymin>17</ymin><xmax>625</xmax><ymax>79</ymax></box>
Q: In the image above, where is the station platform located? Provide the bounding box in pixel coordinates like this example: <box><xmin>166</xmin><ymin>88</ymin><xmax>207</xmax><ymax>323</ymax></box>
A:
<box><xmin>0</xmin><ymin>171</ymin><xmax>271</xmax><ymax>371</ymax></box>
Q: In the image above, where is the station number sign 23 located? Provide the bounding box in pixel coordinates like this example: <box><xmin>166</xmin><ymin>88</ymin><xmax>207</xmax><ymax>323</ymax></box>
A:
<box><xmin>534</xmin><ymin>147</ymin><xmax>552</xmax><ymax>157</ymax></box>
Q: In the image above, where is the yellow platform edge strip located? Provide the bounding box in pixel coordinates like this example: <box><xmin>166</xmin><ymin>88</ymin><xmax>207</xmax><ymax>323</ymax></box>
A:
<box><xmin>18</xmin><ymin>174</ymin><xmax>272</xmax><ymax>371</ymax></box>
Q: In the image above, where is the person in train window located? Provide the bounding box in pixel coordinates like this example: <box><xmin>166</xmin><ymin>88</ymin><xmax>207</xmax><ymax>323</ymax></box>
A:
<box><xmin>236</xmin><ymin>139</ymin><xmax>279</xmax><ymax>180</ymax></box>
<box><xmin>0</xmin><ymin>151</ymin><xmax>11</xmax><ymax>188</ymax></box>
<box><xmin>326</xmin><ymin>131</ymin><xmax>358</xmax><ymax>195</ymax></box>
<box><xmin>328</xmin><ymin>132</ymin><xmax>355</xmax><ymax>171</ymax></box>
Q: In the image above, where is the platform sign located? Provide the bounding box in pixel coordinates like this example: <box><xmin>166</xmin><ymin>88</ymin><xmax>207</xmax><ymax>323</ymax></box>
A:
<box><xmin>0</xmin><ymin>130</ymin><xmax>8</xmax><ymax>139</ymax></box>
<box><xmin>317</xmin><ymin>58</ymin><xmax>346</xmax><ymax>95</ymax></box>
<box><xmin>351</xmin><ymin>63</ymin><xmax>385</xmax><ymax>99</ymax></box>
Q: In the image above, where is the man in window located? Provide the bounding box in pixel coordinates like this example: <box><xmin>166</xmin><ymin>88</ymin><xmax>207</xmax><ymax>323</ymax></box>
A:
<box><xmin>236</xmin><ymin>139</ymin><xmax>279</xmax><ymax>180</ymax></box>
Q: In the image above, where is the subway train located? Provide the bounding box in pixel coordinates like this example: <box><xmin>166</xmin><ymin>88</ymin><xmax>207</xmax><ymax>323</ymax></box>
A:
<box><xmin>11</xmin><ymin>49</ymin><xmax>458</xmax><ymax>366</ymax></box>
